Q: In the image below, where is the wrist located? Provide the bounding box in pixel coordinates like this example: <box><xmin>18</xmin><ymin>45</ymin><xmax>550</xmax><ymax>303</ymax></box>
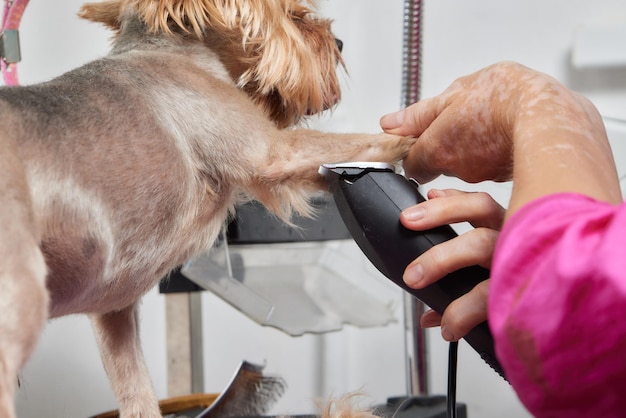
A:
<box><xmin>508</xmin><ymin>93</ymin><xmax>622</xmax><ymax>217</ymax></box>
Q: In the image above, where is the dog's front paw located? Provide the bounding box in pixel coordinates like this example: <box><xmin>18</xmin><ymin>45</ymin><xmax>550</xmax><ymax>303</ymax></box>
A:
<box><xmin>372</xmin><ymin>132</ymin><xmax>417</xmax><ymax>164</ymax></box>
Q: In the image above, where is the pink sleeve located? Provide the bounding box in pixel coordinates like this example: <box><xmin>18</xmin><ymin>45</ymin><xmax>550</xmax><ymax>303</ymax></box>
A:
<box><xmin>490</xmin><ymin>193</ymin><xmax>626</xmax><ymax>417</ymax></box>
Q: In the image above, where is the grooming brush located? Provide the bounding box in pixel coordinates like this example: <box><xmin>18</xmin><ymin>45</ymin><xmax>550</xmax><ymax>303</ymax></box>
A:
<box><xmin>91</xmin><ymin>361</ymin><xmax>285</xmax><ymax>418</ymax></box>
<box><xmin>195</xmin><ymin>360</ymin><xmax>287</xmax><ymax>418</ymax></box>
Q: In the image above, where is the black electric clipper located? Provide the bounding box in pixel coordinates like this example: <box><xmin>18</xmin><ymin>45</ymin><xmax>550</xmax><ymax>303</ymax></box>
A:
<box><xmin>319</xmin><ymin>162</ymin><xmax>504</xmax><ymax>378</ymax></box>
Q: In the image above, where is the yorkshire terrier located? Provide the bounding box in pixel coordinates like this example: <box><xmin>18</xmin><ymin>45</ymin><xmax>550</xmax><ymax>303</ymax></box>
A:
<box><xmin>0</xmin><ymin>0</ymin><xmax>415</xmax><ymax>416</ymax></box>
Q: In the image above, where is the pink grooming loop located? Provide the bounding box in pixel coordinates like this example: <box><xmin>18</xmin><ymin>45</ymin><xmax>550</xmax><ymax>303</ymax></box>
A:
<box><xmin>1</xmin><ymin>0</ymin><xmax>29</xmax><ymax>86</ymax></box>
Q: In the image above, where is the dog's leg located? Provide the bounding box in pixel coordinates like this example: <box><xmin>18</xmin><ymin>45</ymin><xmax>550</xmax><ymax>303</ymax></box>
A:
<box><xmin>253</xmin><ymin>130</ymin><xmax>416</xmax><ymax>217</ymax></box>
<box><xmin>263</xmin><ymin>130</ymin><xmax>415</xmax><ymax>186</ymax></box>
<box><xmin>90</xmin><ymin>302</ymin><xmax>161</xmax><ymax>418</ymax></box>
<box><xmin>0</xmin><ymin>138</ymin><xmax>48</xmax><ymax>418</ymax></box>
<box><xmin>0</xmin><ymin>242</ymin><xmax>46</xmax><ymax>418</ymax></box>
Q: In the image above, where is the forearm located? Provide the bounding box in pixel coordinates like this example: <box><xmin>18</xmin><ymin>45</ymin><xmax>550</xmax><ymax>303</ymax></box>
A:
<box><xmin>508</xmin><ymin>81</ymin><xmax>622</xmax><ymax>218</ymax></box>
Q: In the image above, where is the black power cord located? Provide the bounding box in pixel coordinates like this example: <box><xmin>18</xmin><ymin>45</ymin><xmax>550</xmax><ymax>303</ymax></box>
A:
<box><xmin>447</xmin><ymin>341</ymin><xmax>459</xmax><ymax>418</ymax></box>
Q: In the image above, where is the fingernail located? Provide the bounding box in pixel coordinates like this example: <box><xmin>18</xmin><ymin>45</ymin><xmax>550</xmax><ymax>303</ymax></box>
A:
<box><xmin>441</xmin><ymin>325</ymin><xmax>455</xmax><ymax>342</ymax></box>
<box><xmin>427</xmin><ymin>188</ymin><xmax>443</xmax><ymax>198</ymax></box>
<box><xmin>404</xmin><ymin>263</ymin><xmax>424</xmax><ymax>287</ymax></box>
<box><xmin>380</xmin><ymin>109</ymin><xmax>405</xmax><ymax>130</ymax></box>
<box><xmin>402</xmin><ymin>206</ymin><xmax>424</xmax><ymax>222</ymax></box>
<box><xmin>420</xmin><ymin>312</ymin><xmax>441</xmax><ymax>328</ymax></box>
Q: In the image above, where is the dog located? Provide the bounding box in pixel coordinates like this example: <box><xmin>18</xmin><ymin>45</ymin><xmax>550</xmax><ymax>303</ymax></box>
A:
<box><xmin>0</xmin><ymin>0</ymin><xmax>415</xmax><ymax>416</ymax></box>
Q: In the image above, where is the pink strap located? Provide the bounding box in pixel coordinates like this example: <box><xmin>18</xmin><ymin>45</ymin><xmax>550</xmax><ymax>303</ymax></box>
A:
<box><xmin>1</xmin><ymin>0</ymin><xmax>30</xmax><ymax>85</ymax></box>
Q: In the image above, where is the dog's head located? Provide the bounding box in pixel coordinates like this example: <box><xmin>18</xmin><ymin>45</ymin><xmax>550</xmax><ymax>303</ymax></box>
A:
<box><xmin>79</xmin><ymin>0</ymin><xmax>345</xmax><ymax>128</ymax></box>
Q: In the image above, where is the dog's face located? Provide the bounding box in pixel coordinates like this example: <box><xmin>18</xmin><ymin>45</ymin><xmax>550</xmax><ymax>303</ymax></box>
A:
<box><xmin>79</xmin><ymin>0</ymin><xmax>345</xmax><ymax>128</ymax></box>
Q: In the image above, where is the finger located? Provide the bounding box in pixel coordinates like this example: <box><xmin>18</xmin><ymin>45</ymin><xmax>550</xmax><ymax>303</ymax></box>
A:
<box><xmin>380</xmin><ymin>96</ymin><xmax>445</xmax><ymax>137</ymax></box>
<box><xmin>440</xmin><ymin>280</ymin><xmax>490</xmax><ymax>341</ymax></box>
<box><xmin>401</xmin><ymin>101</ymin><xmax>513</xmax><ymax>183</ymax></box>
<box><xmin>420</xmin><ymin>309</ymin><xmax>442</xmax><ymax>328</ymax></box>
<box><xmin>402</xmin><ymin>142</ymin><xmax>442</xmax><ymax>184</ymax></box>
<box><xmin>400</xmin><ymin>105</ymin><xmax>472</xmax><ymax>183</ymax></box>
<box><xmin>400</xmin><ymin>189</ymin><xmax>505</xmax><ymax>231</ymax></box>
<box><xmin>403</xmin><ymin>227</ymin><xmax>498</xmax><ymax>288</ymax></box>
<box><xmin>382</xmin><ymin>98</ymin><xmax>455</xmax><ymax>184</ymax></box>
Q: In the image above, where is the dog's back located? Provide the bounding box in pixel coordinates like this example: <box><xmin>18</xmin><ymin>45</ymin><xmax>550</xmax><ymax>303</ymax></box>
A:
<box><xmin>0</xmin><ymin>53</ymin><xmax>243</xmax><ymax>317</ymax></box>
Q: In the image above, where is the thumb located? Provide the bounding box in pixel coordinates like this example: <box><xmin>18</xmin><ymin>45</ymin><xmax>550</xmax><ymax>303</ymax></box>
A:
<box><xmin>380</xmin><ymin>109</ymin><xmax>406</xmax><ymax>132</ymax></box>
<box><xmin>380</xmin><ymin>97</ymin><xmax>443</xmax><ymax>137</ymax></box>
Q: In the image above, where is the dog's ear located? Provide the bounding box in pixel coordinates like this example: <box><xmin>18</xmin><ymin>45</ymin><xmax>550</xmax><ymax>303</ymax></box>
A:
<box><xmin>79</xmin><ymin>0</ymin><xmax>343</xmax><ymax>128</ymax></box>
<box><xmin>134</xmin><ymin>0</ymin><xmax>343</xmax><ymax>127</ymax></box>
<box><xmin>210</xmin><ymin>0</ymin><xmax>344</xmax><ymax>127</ymax></box>
<box><xmin>78</xmin><ymin>0</ymin><xmax>124</xmax><ymax>31</ymax></box>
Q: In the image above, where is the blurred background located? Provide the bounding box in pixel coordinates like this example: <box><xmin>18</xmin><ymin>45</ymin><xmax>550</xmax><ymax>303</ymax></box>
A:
<box><xmin>10</xmin><ymin>1</ymin><xmax>626</xmax><ymax>417</ymax></box>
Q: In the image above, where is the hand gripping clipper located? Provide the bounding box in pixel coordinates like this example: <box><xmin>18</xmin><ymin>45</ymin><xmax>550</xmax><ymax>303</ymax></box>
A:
<box><xmin>319</xmin><ymin>162</ymin><xmax>504</xmax><ymax>378</ymax></box>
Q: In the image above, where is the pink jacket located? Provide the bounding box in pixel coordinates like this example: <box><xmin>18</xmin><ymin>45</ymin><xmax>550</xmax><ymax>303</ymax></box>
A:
<box><xmin>490</xmin><ymin>193</ymin><xmax>626</xmax><ymax>417</ymax></box>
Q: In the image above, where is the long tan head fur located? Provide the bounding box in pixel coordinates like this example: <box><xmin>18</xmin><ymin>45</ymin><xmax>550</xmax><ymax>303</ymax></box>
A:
<box><xmin>79</xmin><ymin>0</ymin><xmax>345</xmax><ymax>128</ymax></box>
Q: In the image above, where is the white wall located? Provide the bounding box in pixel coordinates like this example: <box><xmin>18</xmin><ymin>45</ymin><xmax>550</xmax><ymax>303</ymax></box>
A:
<box><xmin>10</xmin><ymin>1</ymin><xmax>626</xmax><ymax>417</ymax></box>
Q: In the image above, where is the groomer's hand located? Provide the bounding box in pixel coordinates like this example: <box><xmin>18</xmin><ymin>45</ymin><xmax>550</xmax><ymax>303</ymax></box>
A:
<box><xmin>400</xmin><ymin>189</ymin><xmax>505</xmax><ymax>341</ymax></box>
<box><xmin>381</xmin><ymin>61</ymin><xmax>620</xmax><ymax>214</ymax></box>
<box><xmin>381</xmin><ymin>62</ymin><xmax>523</xmax><ymax>184</ymax></box>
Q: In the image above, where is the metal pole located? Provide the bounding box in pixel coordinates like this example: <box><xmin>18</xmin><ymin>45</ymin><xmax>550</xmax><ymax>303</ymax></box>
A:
<box><xmin>401</xmin><ymin>0</ymin><xmax>429</xmax><ymax>396</ymax></box>
<box><xmin>189</xmin><ymin>292</ymin><xmax>205</xmax><ymax>393</ymax></box>
<box><xmin>401</xmin><ymin>0</ymin><xmax>423</xmax><ymax>108</ymax></box>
